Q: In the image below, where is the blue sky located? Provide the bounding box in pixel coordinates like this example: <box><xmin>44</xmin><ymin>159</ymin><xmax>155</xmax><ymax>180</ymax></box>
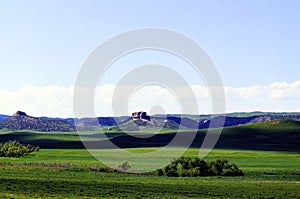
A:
<box><xmin>1</xmin><ymin>0</ymin><xmax>300</xmax><ymax>117</ymax></box>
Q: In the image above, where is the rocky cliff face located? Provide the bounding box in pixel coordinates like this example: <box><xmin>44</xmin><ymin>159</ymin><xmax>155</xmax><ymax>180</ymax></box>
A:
<box><xmin>118</xmin><ymin>112</ymin><xmax>180</xmax><ymax>131</ymax></box>
<box><xmin>0</xmin><ymin>111</ymin><xmax>76</xmax><ymax>132</ymax></box>
<box><xmin>132</xmin><ymin>111</ymin><xmax>150</xmax><ymax>121</ymax></box>
<box><xmin>12</xmin><ymin>111</ymin><xmax>27</xmax><ymax>117</ymax></box>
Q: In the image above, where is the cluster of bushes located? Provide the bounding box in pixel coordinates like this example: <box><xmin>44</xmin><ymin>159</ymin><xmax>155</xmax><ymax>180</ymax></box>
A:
<box><xmin>90</xmin><ymin>165</ymin><xmax>116</xmax><ymax>173</ymax></box>
<box><xmin>90</xmin><ymin>162</ymin><xmax>132</xmax><ymax>173</ymax></box>
<box><xmin>90</xmin><ymin>158</ymin><xmax>243</xmax><ymax>177</ymax></box>
<box><xmin>156</xmin><ymin>157</ymin><xmax>244</xmax><ymax>177</ymax></box>
<box><xmin>0</xmin><ymin>141</ymin><xmax>39</xmax><ymax>158</ymax></box>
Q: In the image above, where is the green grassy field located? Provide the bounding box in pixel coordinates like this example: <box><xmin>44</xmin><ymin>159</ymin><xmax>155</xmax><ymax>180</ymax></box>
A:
<box><xmin>0</xmin><ymin>148</ymin><xmax>299</xmax><ymax>198</ymax></box>
<box><xmin>0</xmin><ymin>122</ymin><xmax>299</xmax><ymax>198</ymax></box>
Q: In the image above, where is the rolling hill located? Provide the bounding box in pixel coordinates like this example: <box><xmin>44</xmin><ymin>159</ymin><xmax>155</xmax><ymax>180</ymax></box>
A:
<box><xmin>0</xmin><ymin>114</ymin><xmax>9</xmax><ymax>123</ymax></box>
<box><xmin>0</xmin><ymin>111</ymin><xmax>299</xmax><ymax>151</ymax></box>
<box><xmin>64</xmin><ymin>112</ymin><xmax>300</xmax><ymax>129</ymax></box>
<box><xmin>0</xmin><ymin>111</ymin><xmax>76</xmax><ymax>132</ymax></box>
<box><xmin>107</xmin><ymin>119</ymin><xmax>300</xmax><ymax>151</ymax></box>
<box><xmin>0</xmin><ymin>119</ymin><xmax>299</xmax><ymax>151</ymax></box>
<box><xmin>1</xmin><ymin>110</ymin><xmax>300</xmax><ymax>132</ymax></box>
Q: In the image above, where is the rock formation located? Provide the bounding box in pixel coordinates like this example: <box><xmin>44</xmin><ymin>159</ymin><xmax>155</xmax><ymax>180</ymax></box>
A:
<box><xmin>132</xmin><ymin>111</ymin><xmax>150</xmax><ymax>121</ymax></box>
<box><xmin>0</xmin><ymin>111</ymin><xmax>76</xmax><ymax>132</ymax></box>
<box><xmin>13</xmin><ymin>111</ymin><xmax>28</xmax><ymax>117</ymax></box>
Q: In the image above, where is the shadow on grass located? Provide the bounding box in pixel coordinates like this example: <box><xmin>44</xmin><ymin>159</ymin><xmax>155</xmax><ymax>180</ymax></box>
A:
<box><xmin>0</xmin><ymin>127</ymin><xmax>299</xmax><ymax>151</ymax></box>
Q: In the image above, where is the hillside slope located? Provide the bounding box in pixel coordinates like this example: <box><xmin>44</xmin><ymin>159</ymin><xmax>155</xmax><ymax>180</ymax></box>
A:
<box><xmin>193</xmin><ymin>120</ymin><xmax>300</xmax><ymax>151</ymax></box>
<box><xmin>109</xmin><ymin>120</ymin><xmax>300</xmax><ymax>151</ymax></box>
<box><xmin>0</xmin><ymin>119</ymin><xmax>299</xmax><ymax>151</ymax></box>
<box><xmin>0</xmin><ymin>111</ymin><xmax>76</xmax><ymax>132</ymax></box>
<box><xmin>0</xmin><ymin>114</ymin><xmax>9</xmax><ymax>123</ymax></box>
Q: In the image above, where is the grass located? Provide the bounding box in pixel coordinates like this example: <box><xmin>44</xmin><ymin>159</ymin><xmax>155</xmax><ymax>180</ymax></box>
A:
<box><xmin>0</xmin><ymin>149</ymin><xmax>98</xmax><ymax>166</ymax></box>
<box><xmin>0</xmin><ymin>166</ymin><xmax>299</xmax><ymax>199</ymax></box>
<box><xmin>0</xmin><ymin>148</ymin><xmax>299</xmax><ymax>198</ymax></box>
<box><xmin>0</xmin><ymin>123</ymin><xmax>299</xmax><ymax>198</ymax></box>
<box><xmin>3</xmin><ymin>148</ymin><xmax>300</xmax><ymax>172</ymax></box>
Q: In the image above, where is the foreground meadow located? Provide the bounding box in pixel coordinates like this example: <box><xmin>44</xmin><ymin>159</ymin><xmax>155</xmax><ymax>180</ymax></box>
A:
<box><xmin>0</xmin><ymin>148</ymin><xmax>299</xmax><ymax>198</ymax></box>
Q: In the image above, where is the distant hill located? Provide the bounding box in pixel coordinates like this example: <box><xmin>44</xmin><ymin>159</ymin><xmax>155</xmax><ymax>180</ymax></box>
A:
<box><xmin>1</xmin><ymin>111</ymin><xmax>300</xmax><ymax>131</ymax></box>
<box><xmin>159</xmin><ymin>112</ymin><xmax>300</xmax><ymax>121</ymax></box>
<box><xmin>73</xmin><ymin>116</ymin><xmax>131</xmax><ymax>128</ymax></box>
<box><xmin>60</xmin><ymin>112</ymin><xmax>300</xmax><ymax>130</ymax></box>
<box><xmin>118</xmin><ymin>117</ymin><xmax>181</xmax><ymax>131</ymax></box>
<box><xmin>0</xmin><ymin>111</ymin><xmax>76</xmax><ymax>132</ymax></box>
<box><xmin>0</xmin><ymin>114</ymin><xmax>9</xmax><ymax>123</ymax></box>
<box><xmin>101</xmin><ymin>112</ymin><xmax>300</xmax><ymax>131</ymax></box>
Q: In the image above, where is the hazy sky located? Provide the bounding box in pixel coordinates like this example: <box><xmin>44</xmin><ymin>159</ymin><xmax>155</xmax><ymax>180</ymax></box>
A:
<box><xmin>1</xmin><ymin>0</ymin><xmax>300</xmax><ymax>117</ymax></box>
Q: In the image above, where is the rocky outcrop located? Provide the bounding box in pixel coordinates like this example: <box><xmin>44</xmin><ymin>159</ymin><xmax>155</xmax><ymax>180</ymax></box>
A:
<box><xmin>250</xmin><ymin>116</ymin><xmax>272</xmax><ymax>123</ymax></box>
<box><xmin>132</xmin><ymin>111</ymin><xmax>150</xmax><ymax>121</ymax></box>
<box><xmin>118</xmin><ymin>117</ymin><xmax>179</xmax><ymax>131</ymax></box>
<box><xmin>12</xmin><ymin>111</ymin><xmax>28</xmax><ymax>117</ymax></box>
<box><xmin>0</xmin><ymin>111</ymin><xmax>76</xmax><ymax>132</ymax></box>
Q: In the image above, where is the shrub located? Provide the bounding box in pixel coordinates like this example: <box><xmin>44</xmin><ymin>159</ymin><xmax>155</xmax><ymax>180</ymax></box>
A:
<box><xmin>0</xmin><ymin>141</ymin><xmax>39</xmax><ymax>158</ymax></box>
<box><xmin>164</xmin><ymin>163</ymin><xmax>179</xmax><ymax>177</ymax></box>
<box><xmin>157</xmin><ymin>157</ymin><xmax>243</xmax><ymax>177</ymax></box>
<box><xmin>91</xmin><ymin>165</ymin><xmax>116</xmax><ymax>173</ymax></box>
<box><xmin>90</xmin><ymin>162</ymin><xmax>132</xmax><ymax>173</ymax></box>
<box><xmin>118</xmin><ymin>162</ymin><xmax>131</xmax><ymax>172</ymax></box>
<box><xmin>221</xmin><ymin>162</ymin><xmax>244</xmax><ymax>176</ymax></box>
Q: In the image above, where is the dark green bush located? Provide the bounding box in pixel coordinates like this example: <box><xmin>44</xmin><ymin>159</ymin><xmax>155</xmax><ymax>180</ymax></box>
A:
<box><xmin>157</xmin><ymin>157</ymin><xmax>244</xmax><ymax>177</ymax></box>
<box><xmin>0</xmin><ymin>141</ymin><xmax>39</xmax><ymax>158</ymax></box>
<box><xmin>91</xmin><ymin>165</ymin><xmax>116</xmax><ymax>173</ymax></box>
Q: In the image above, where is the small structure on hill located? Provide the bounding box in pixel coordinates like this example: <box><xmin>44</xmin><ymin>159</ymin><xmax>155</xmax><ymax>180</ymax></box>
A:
<box><xmin>132</xmin><ymin>111</ymin><xmax>150</xmax><ymax>121</ymax></box>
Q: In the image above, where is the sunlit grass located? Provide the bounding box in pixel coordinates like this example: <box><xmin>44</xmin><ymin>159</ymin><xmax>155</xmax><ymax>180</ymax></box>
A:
<box><xmin>0</xmin><ymin>148</ymin><xmax>299</xmax><ymax>198</ymax></box>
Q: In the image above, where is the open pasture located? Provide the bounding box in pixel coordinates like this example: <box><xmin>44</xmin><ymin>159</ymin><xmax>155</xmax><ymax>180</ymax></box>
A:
<box><xmin>0</xmin><ymin>148</ymin><xmax>299</xmax><ymax>198</ymax></box>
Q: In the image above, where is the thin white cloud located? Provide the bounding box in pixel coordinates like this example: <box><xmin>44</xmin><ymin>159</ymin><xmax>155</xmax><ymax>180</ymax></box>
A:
<box><xmin>0</xmin><ymin>84</ymin><xmax>74</xmax><ymax>118</ymax></box>
<box><xmin>0</xmin><ymin>81</ymin><xmax>300</xmax><ymax>117</ymax></box>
